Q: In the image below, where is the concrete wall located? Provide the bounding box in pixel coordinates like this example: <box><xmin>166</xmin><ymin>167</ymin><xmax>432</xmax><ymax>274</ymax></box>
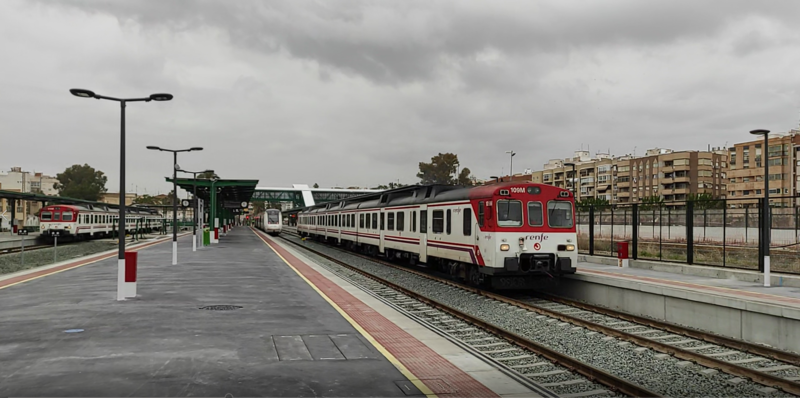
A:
<box><xmin>549</xmin><ymin>273</ymin><xmax>800</xmax><ymax>353</ymax></box>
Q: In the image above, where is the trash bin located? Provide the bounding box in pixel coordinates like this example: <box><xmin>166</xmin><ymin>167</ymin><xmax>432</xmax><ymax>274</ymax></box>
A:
<box><xmin>616</xmin><ymin>242</ymin><xmax>629</xmax><ymax>267</ymax></box>
<box><xmin>203</xmin><ymin>228</ymin><xmax>211</xmax><ymax>246</ymax></box>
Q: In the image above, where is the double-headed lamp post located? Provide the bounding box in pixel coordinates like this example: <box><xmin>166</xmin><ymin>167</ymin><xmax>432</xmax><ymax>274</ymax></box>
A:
<box><xmin>69</xmin><ymin>88</ymin><xmax>172</xmax><ymax>301</ymax></box>
<box><xmin>750</xmin><ymin>129</ymin><xmax>771</xmax><ymax>287</ymax></box>
<box><xmin>147</xmin><ymin>146</ymin><xmax>203</xmax><ymax>264</ymax></box>
<box><xmin>564</xmin><ymin>162</ymin><xmax>577</xmax><ymax>198</ymax></box>
<box><xmin>506</xmin><ymin>150</ymin><xmax>516</xmax><ymax>179</ymax></box>
<box><xmin>177</xmin><ymin>168</ymin><xmax>214</xmax><ymax>252</ymax></box>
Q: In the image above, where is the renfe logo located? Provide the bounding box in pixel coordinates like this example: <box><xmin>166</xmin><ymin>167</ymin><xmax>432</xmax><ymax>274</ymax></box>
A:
<box><xmin>526</xmin><ymin>233</ymin><xmax>549</xmax><ymax>242</ymax></box>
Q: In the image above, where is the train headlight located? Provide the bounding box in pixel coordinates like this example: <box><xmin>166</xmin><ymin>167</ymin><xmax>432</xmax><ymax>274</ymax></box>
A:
<box><xmin>566</xmin><ymin>244</ymin><xmax>575</xmax><ymax>251</ymax></box>
<box><xmin>558</xmin><ymin>244</ymin><xmax>575</xmax><ymax>251</ymax></box>
<box><xmin>500</xmin><ymin>244</ymin><xmax>510</xmax><ymax>251</ymax></box>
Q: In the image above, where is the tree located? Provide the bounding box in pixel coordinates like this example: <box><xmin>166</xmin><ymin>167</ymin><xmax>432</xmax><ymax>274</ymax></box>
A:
<box><xmin>54</xmin><ymin>164</ymin><xmax>108</xmax><ymax>201</ymax></box>
<box><xmin>313</xmin><ymin>183</ymin><xmax>319</xmax><ymax>188</ymax></box>
<box><xmin>417</xmin><ymin>153</ymin><xmax>474</xmax><ymax>185</ymax></box>
<box><xmin>639</xmin><ymin>195</ymin><xmax>665</xmax><ymax>211</ymax></box>
<box><xmin>688</xmin><ymin>193</ymin><xmax>724</xmax><ymax>209</ymax></box>
<box><xmin>197</xmin><ymin>171</ymin><xmax>219</xmax><ymax>180</ymax></box>
<box><xmin>133</xmin><ymin>194</ymin><xmax>162</xmax><ymax>205</ymax></box>
<box><xmin>576</xmin><ymin>197</ymin><xmax>610</xmax><ymax>211</ymax></box>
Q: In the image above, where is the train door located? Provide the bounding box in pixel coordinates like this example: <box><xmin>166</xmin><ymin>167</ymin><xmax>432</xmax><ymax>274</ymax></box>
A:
<box><xmin>379</xmin><ymin>209</ymin><xmax>385</xmax><ymax>254</ymax></box>
<box><xmin>476</xmin><ymin>200</ymin><xmax>494</xmax><ymax>267</ymax></box>
<box><xmin>418</xmin><ymin>205</ymin><xmax>427</xmax><ymax>263</ymax></box>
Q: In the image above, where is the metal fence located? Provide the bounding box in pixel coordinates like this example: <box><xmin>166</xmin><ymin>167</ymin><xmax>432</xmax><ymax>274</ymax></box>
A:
<box><xmin>576</xmin><ymin>195</ymin><xmax>800</xmax><ymax>274</ymax></box>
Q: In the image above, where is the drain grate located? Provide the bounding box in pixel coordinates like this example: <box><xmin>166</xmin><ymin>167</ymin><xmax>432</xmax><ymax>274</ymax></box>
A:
<box><xmin>199</xmin><ymin>305</ymin><xmax>242</xmax><ymax>311</ymax></box>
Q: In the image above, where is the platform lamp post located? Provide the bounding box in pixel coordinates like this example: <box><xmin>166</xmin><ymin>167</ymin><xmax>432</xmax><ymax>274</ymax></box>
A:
<box><xmin>564</xmin><ymin>162</ymin><xmax>577</xmax><ymax>198</ymax></box>
<box><xmin>69</xmin><ymin>88</ymin><xmax>172</xmax><ymax>301</ymax></box>
<box><xmin>750</xmin><ymin>129</ymin><xmax>771</xmax><ymax>287</ymax></box>
<box><xmin>146</xmin><ymin>146</ymin><xmax>203</xmax><ymax>265</ymax></box>
<box><xmin>505</xmin><ymin>150</ymin><xmax>516</xmax><ymax>179</ymax></box>
<box><xmin>177</xmin><ymin>168</ymin><xmax>214</xmax><ymax>252</ymax></box>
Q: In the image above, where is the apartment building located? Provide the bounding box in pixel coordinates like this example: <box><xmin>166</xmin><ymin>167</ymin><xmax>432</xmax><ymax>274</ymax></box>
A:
<box><xmin>616</xmin><ymin>148</ymin><xmax>727</xmax><ymax>204</ymax></box>
<box><xmin>0</xmin><ymin>167</ymin><xmax>59</xmax><ymax>229</ymax></box>
<box><xmin>727</xmin><ymin>130</ymin><xmax>800</xmax><ymax>208</ymax></box>
<box><xmin>498</xmin><ymin>147</ymin><xmax>728</xmax><ymax>207</ymax></box>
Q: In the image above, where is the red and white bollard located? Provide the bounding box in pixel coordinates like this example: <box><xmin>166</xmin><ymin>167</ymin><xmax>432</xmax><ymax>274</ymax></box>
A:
<box><xmin>617</xmin><ymin>242</ymin><xmax>629</xmax><ymax>268</ymax></box>
<box><xmin>121</xmin><ymin>251</ymin><xmax>137</xmax><ymax>299</ymax></box>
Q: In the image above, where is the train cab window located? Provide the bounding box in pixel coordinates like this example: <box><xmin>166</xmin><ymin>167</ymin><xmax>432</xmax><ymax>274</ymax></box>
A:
<box><xmin>412</xmin><ymin>211</ymin><xmax>417</xmax><ymax>232</ymax></box>
<box><xmin>496</xmin><ymin>200</ymin><xmax>523</xmax><ymax>227</ymax></box>
<box><xmin>54</xmin><ymin>213</ymin><xmax>61</xmax><ymax>221</ymax></box>
<box><xmin>41</xmin><ymin>212</ymin><xmax>52</xmax><ymax>221</ymax></box>
<box><xmin>528</xmin><ymin>202</ymin><xmax>544</xmax><ymax>226</ymax></box>
<box><xmin>62</xmin><ymin>212</ymin><xmax>73</xmax><ymax>222</ymax></box>
<box><xmin>478</xmin><ymin>202</ymin><xmax>485</xmax><ymax>227</ymax></box>
<box><xmin>420</xmin><ymin>210</ymin><xmax>427</xmax><ymax>233</ymax></box>
<box><xmin>446</xmin><ymin>209</ymin><xmax>451</xmax><ymax>234</ymax></box>
<box><xmin>463</xmin><ymin>209</ymin><xmax>472</xmax><ymax>236</ymax></box>
<box><xmin>380</xmin><ymin>213</ymin><xmax>385</xmax><ymax>230</ymax></box>
<box><xmin>547</xmin><ymin>201</ymin><xmax>574</xmax><ymax>228</ymax></box>
<box><xmin>432</xmin><ymin>210</ymin><xmax>444</xmax><ymax>233</ymax></box>
<box><xmin>372</xmin><ymin>213</ymin><xmax>378</xmax><ymax>229</ymax></box>
<box><xmin>387</xmin><ymin>212</ymin><xmax>394</xmax><ymax>231</ymax></box>
<box><xmin>397</xmin><ymin>212</ymin><xmax>404</xmax><ymax>231</ymax></box>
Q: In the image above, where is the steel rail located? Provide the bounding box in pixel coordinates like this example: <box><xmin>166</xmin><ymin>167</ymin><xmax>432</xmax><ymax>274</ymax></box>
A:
<box><xmin>275</xmin><ymin>232</ymin><xmax>662</xmax><ymax>398</ymax></box>
<box><xmin>283</xmin><ymin>229</ymin><xmax>800</xmax><ymax>395</ymax></box>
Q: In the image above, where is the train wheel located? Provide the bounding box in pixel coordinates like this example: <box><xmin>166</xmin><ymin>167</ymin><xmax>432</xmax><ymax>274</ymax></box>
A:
<box><xmin>467</xmin><ymin>265</ymin><xmax>484</xmax><ymax>287</ymax></box>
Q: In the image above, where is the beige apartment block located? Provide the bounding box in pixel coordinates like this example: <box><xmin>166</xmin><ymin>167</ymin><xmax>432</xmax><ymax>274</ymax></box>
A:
<box><xmin>727</xmin><ymin>130</ymin><xmax>800</xmax><ymax>208</ymax></box>
<box><xmin>0</xmin><ymin>167</ymin><xmax>60</xmax><ymax>228</ymax></box>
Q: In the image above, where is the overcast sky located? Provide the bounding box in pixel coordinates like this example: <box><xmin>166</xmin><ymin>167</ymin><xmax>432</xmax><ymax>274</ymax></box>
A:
<box><xmin>2</xmin><ymin>1</ymin><xmax>799</xmax><ymax>197</ymax></box>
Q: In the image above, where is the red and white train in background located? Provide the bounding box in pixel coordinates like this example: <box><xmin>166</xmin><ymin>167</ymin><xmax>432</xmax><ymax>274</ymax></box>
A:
<box><xmin>296</xmin><ymin>182</ymin><xmax>577</xmax><ymax>289</ymax></box>
<box><xmin>38</xmin><ymin>204</ymin><xmax>164</xmax><ymax>242</ymax></box>
<box><xmin>254</xmin><ymin>208</ymin><xmax>283</xmax><ymax>236</ymax></box>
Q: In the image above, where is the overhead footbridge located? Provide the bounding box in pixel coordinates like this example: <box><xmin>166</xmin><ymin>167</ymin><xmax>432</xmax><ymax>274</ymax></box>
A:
<box><xmin>250</xmin><ymin>184</ymin><xmax>383</xmax><ymax>208</ymax></box>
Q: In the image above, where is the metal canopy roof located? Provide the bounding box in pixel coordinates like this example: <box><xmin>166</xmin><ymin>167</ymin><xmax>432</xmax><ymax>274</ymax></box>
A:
<box><xmin>166</xmin><ymin>178</ymin><xmax>259</xmax><ymax>206</ymax></box>
<box><xmin>0</xmin><ymin>189</ymin><xmax>115</xmax><ymax>208</ymax></box>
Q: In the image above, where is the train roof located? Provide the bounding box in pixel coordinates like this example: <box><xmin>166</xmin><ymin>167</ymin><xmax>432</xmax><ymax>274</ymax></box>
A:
<box><xmin>296</xmin><ymin>182</ymin><xmax>569</xmax><ymax>214</ymax></box>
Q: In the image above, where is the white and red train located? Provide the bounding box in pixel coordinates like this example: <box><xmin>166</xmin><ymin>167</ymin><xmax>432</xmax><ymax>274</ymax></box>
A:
<box><xmin>39</xmin><ymin>204</ymin><xmax>164</xmax><ymax>241</ymax></box>
<box><xmin>254</xmin><ymin>208</ymin><xmax>283</xmax><ymax>236</ymax></box>
<box><xmin>296</xmin><ymin>182</ymin><xmax>577</xmax><ymax>289</ymax></box>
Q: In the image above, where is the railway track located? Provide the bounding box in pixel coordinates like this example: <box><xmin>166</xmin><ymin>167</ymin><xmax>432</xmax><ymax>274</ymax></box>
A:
<box><xmin>277</xmin><ymin>228</ymin><xmax>800</xmax><ymax>397</ymax></box>
<box><xmin>0</xmin><ymin>244</ymin><xmax>50</xmax><ymax>256</ymax></box>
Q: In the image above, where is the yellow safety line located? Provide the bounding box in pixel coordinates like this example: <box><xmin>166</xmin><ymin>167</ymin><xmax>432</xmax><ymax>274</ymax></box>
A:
<box><xmin>252</xmin><ymin>228</ymin><xmax>437</xmax><ymax>398</ymax></box>
<box><xmin>0</xmin><ymin>234</ymin><xmax>186</xmax><ymax>291</ymax></box>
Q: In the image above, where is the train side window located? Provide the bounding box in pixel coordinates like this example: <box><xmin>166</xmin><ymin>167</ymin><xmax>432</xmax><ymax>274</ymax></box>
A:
<box><xmin>478</xmin><ymin>202</ymin><xmax>485</xmax><ymax>227</ymax></box>
<box><xmin>432</xmin><ymin>210</ymin><xmax>444</xmax><ymax>233</ymax></box>
<box><xmin>387</xmin><ymin>212</ymin><xmax>395</xmax><ymax>231</ymax></box>
<box><xmin>366</xmin><ymin>213</ymin><xmax>371</xmax><ymax>228</ymax></box>
<box><xmin>463</xmin><ymin>208</ymin><xmax>472</xmax><ymax>236</ymax></box>
<box><xmin>420</xmin><ymin>210</ymin><xmax>427</xmax><ymax>233</ymax></box>
<box><xmin>446</xmin><ymin>209</ymin><xmax>451</xmax><ymax>234</ymax></box>
<box><xmin>360</xmin><ymin>214</ymin><xmax>365</xmax><ymax>228</ymax></box>
<box><xmin>380</xmin><ymin>213</ymin><xmax>385</xmax><ymax>230</ymax></box>
<box><xmin>351</xmin><ymin>214</ymin><xmax>355</xmax><ymax>227</ymax></box>
<box><xmin>397</xmin><ymin>211</ymin><xmax>404</xmax><ymax>231</ymax></box>
<box><xmin>372</xmin><ymin>213</ymin><xmax>378</xmax><ymax>229</ymax></box>
<box><xmin>412</xmin><ymin>211</ymin><xmax>416</xmax><ymax>232</ymax></box>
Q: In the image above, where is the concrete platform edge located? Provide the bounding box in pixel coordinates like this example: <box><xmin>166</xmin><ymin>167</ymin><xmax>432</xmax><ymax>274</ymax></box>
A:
<box><xmin>262</xmin><ymin>231</ymin><xmax>540</xmax><ymax>398</ymax></box>
<box><xmin>579</xmin><ymin>254</ymin><xmax>800</xmax><ymax>288</ymax></box>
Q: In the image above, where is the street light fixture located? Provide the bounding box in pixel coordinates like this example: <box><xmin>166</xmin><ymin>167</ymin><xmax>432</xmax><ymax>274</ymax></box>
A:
<box><xmin>69</xmin><ymin>88</ymin><xmax>173</xmax><ymax>301</ymax></box>
<box><xmin>490</xmin><ymin>175</ymin><xmax>500</xmax><ymax>184</ymax></box>
<box><xmin>177</xmin><ymin>168</ymin><xmax>214</xmax><ymax>252</ymax></box>
<box><xmin>147</xmin><ymin>146</ymin><xmax>203</xmax><ymax>264</ymax></box>
<box><xmin>506</xmin><ymin>151</ymin><xmax>516</xmax><ymax>179</ymax></box>
<box><xmin>564</xmin><ymin>162</ymin><xmax>577</xmax><ymax>198</ymax></box>
<box><xmin>750</xmin><ymin>129</ymin><xmax>771</xmax><ymax>287</ymax></box>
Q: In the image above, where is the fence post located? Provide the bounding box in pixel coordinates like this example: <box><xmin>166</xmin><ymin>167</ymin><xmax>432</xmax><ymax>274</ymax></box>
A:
<box><xmin>589</xmin><ymin>205</ymin><xmax>595</xmax><ymax>256</ymax></box>
<box><xmin>632</xmin><ymin>203</ymin><xmax>639</xmax><ymax>260</ymax></box>
<box><xmin>722</xmin><ymin>205</ymin><xmax>727</xmax><ymax>267</ymax></box>
<box><xmin>758</xmin><ymin>199</ymin><xmax>764</xmax><ymax>272</ymax></box>
<box><xmin>686</xmin><ymin>201</ymin><xmax>694</xmax><ymax>265</ymax></box>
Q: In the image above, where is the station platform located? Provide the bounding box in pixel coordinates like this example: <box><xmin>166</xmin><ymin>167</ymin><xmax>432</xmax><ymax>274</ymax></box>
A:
<box><xmin>0</xmin><ymin>227</ymin><xmax>538</xmax><ymax>397</ymax></box>
<box><xmin>553</xmin><ymin>255</ymin><xmax>800</xmax><ymax>353</ymax></box>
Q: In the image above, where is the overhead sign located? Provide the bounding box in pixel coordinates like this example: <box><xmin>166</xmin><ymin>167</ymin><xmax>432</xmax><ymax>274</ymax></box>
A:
<box><xmin>231</xmin><ymin>208</ymin><xmax>242</xmax><ymax>214</ymax></box>
<box><xmin>222</xmin><ymin>201</ymin><xmax>249</xmax><ymax>209</ymax></box>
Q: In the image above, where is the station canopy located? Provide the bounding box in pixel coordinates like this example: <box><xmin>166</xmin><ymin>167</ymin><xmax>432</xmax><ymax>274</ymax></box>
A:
<box><xmin>0</xmin><ymin>189</ymin><xmax>123</xmax><ymax>209</ymax></box>
<box><xmin>166</xmin><ymin>178</ymin><xmax>259</xmax><ymax>208</ymax></box>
